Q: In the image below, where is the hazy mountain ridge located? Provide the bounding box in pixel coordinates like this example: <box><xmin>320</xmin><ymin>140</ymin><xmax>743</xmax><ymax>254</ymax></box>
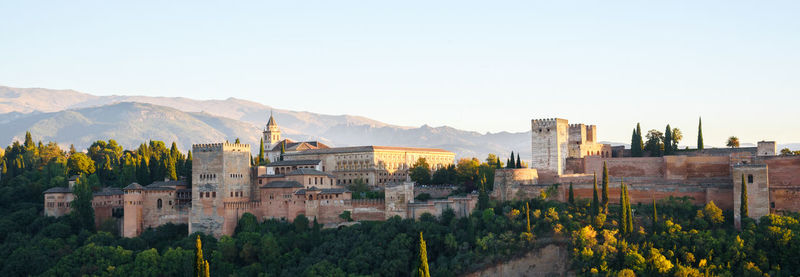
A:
<box><xmin>0</xmin><ymin>102</ymin><xmax>262</xmax><ymax>153</ymax></box>
<box><xmin>0</xmin><ymin>86</ymin><xmax>531</xmax><ymax>159</ymax></box>
<box><xmin>3</xmin><ymin>85</ymin><xmax>795</xmax><ymax>159</ymax></box>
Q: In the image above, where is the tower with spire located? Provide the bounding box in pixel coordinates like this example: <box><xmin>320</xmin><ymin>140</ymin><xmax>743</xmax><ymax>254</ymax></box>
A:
<box><xmin>263</xmin><ymin>111</ymin><xmax>281</xmax><ymax>152</ymax></box>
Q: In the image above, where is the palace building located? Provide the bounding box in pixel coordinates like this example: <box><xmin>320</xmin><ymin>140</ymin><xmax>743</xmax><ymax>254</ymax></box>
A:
<box><xmin>44</xmin><ymin>113</ymin><xmax>472</xmax><ymax>238</ymax></box>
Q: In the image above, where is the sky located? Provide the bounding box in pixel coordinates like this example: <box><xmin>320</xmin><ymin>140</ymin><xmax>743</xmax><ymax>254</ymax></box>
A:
<box><xmin>1</xmin><ymin>1</ymin><xmax>799</xmax><ymax>147</ymax></box>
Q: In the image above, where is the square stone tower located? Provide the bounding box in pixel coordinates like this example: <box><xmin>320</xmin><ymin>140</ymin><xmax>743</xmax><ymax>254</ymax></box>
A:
<box><xmin>531</xmin><ymin>118</ymin><xmax>569</xmax><ymax>175</ymax></box>
<box><xmin>190</xmin><ymin>142</ymin><xmax>252</xmax><ymax>237</ymax></box>
<box><xmin>757</xmin><ymin>141</ymin><xmax>776</xmax><ymax>156</ymax></box>
<box><xmin>732</xmin><ymin>164</ymin><xmax>769</xmax><ymax>228</ymax></box>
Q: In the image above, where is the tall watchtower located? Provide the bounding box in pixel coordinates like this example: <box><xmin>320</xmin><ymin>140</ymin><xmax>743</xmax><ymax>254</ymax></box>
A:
<box><xmin>190</xmin><ymin>142</ymin><xmax>252</xmax><ymax>237</ymax></box>
<box><xmin>531</xmin><ymin>118</ymin><xmax>569</xmax><ymax>175</ymax></box>
<box><xmin>263</xmin><ymin>112</ymin><xmax>281</xmax><ymax>151</ymax></box>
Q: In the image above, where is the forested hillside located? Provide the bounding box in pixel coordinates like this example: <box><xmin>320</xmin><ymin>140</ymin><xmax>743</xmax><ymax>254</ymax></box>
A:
<box><xmin>2</xmin><ymin>135</ymin><xmax>800</xmax><ymax>276</ymax></box>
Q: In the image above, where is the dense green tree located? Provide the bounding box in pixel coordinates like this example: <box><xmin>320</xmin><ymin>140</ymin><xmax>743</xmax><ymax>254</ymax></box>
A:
<box><xmin>645</xmin><ymin>129</ymin><xmax>664</xmax><ymax>157</ymax></box>
<box><xmin>409</xmin><ymin>158</ymin><xmax>431</xmax><ymax>185</ymax></box>
<box><xmin>509</xmin><ymin>151</ymin><xmax>515</xmax><ymax>169</ymax></box>
<box><xmin>516</xmin><ymin>155</ymin><xmax>522</xmax><ymax>169</ymax></box>
<box><xmin>71</xmin><ymin>175</ymin><xmax>97</xmax><ymax>231</ymax></box>
<box><xmin>67</xmin><ymin>152</ymin><xmax>95</xmax><ymax>176</ymax></box>
<box><xmin>697</xmin><ymin>117</ymin><xmax>704</xmax><ymax>150</ymax></box>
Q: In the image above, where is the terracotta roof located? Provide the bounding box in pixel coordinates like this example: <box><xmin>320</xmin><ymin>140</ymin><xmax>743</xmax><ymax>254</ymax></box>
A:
<box><xmin>286</xmin><ymin>168</ymin><xmax>336</xmax><ymax>177</ymax></box>
<box><xmin>43</xmin><ymin>187</ymin><xmax>72</xmax><ymax>194</ymax></box>
<box><xmin>266</xmin><ymin>160</ymin><xmax>321</xmax><ymax>167</ymax></box>
<box><xmin>149</xmin><ymin>180</ymin><xmax>187</xmax><ymax>187</ymax></box>
<box><xmin>260</xmin><ymin>180</ymin><xmax>303</xmax><ymax>189</ymax></box>
<box><xmin>123</xmin><ymin>183</ymin><xmax>144</xmax><ymax>190</ymax></box>
<box><xmin>283</xmin><ymin>145</ymin><xmax>453</xmax><ymax>155</ymax></box>
<box><xmin>94</xmin><ymin>187</ymin><xmax>123</xmax><ymax>196</ymax></box>
<box><xmin>268</xmin><ymin>139</ymin><xmax>330</xmax><ymax>152</ymax></box>
<box><xmin>321</xmin><ymin>188</ymin><xmax>349</xmax><ymax>194</ymax></box>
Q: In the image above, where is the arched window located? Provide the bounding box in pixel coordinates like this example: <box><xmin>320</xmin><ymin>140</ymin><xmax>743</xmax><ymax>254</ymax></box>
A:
<box><xmin>157</xmin><ymin>199</ymin><xmax>162</xmax><ymax>209</ymax></box>
<box><xmin>748</xmin><ymin>174</ymin><xmax>754</xmax><ymax>184</ymax></box>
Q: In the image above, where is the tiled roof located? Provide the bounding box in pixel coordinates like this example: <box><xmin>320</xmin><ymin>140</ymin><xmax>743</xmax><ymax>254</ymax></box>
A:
<box><xmin>260</xmin><ymin>180</ymin><xmax>304</xmax><ymax>189</ymax></box>
<box><xmin>94</xmin><ymin>187</ymin><xmax>123</xmax><ymax>196</ymax></box>
<box><xmin>286</xmin><ymin>168</ymin><xmax>336</xmax><ymax>177</ymax></box>
<box><xmin>149</xmin><ymin>180</ymin><xmax>187</xmax><ymax>187</ymax></box>
<box><xmin>321</xmin><ymin>188</ymin><xmax>349</xmax><ymax>194</ymax></box>
<box><xmin>266</xmin><ymin>160</ymin><xmax>321</xmax><ymax>167</ymax></box>
<box><xmin>43</xmin><ymin>187</ymin><xmax>72</xmax><ymax>194</ymax></box>
<box><xmin>283</xmin><ymin>145</ymin><xmax>452</xmax><ymax>155</ymax></box>
<box><xmin>268</xmin><ymin>139</ymin><xmax>330</xmax><ymax>152</ymax></box>
<box><xmin>123</xmin><ymin>183</ymin><xmax>144</xmax><ymax>190</ymax></box>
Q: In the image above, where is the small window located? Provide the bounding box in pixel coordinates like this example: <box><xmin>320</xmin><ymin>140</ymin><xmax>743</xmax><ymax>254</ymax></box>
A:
<box><xmin>748</xmin><ymin>174</ymin><xmax>754</xmax><ymax>184</ymax></box>
<box><xmin>771</xmin><ymin>202</ymin><xmax>776</xmax><ymax>208</ymax></box>
<box><xmin>212</xmin><ymin>192</ymin><xmax>216</xmax><ymax>198</ymax></box>
<box><xmin>157</xmin><ymin>199</ymin><xmax>162</xmax><ymax>209</ymax></box>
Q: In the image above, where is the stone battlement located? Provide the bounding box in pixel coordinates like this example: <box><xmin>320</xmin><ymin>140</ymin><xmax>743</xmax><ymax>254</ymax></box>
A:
<box><xmin>531</xmin><ymin>118</ymin><xmax>567</xmax><ymax>127</ymax></box>
<box><xmin>223</xmin><ymin>201</ymin><xmax>262</xmax><ymax>209</ymax></box>
<box><xmin>192</xmin><ymin>143</ymin><xmax>251</xmax><ymax>152</ymax></box>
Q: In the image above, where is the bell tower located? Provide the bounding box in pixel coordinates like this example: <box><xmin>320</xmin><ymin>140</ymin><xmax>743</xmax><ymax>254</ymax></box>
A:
<box><xmin>263</xmin><ymin>111</ymin><xmax>281</xmax><ymax>150</ymax></box>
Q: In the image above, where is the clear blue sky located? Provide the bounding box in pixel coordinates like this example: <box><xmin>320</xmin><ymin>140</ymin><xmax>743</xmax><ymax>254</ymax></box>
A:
<box><xmin>2</xmin><ymin>1</ymin><xmax>799</xmax><ymax>147</ymax></box>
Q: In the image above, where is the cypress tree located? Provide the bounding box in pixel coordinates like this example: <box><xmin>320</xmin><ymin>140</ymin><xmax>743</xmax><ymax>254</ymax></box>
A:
<box><xmin>418</xmin><ymin>232</ymin><xmax>431</xmax><ymax>277</ymax></box>
<box><xmin>631</xmin><ymin>129</ymin><xmax>639</xmax><ymax>157</ymax></box>
<box><xmin>195</xmin><ymin>235</ymin><xmax>210</xmax><ymax>277</ymax></box>
<box><xmin>568</xmin><ymin>183</ymin><xmax>575</xmax><ymax>206</ymax></box>
<box><xmin>185</xmin><ymin>151</ymin><xmax>193</xmax><ymax>186</ymax></box>
<box><xmin>510</xmin><ymin>152</ymin><xmax>515</xmax><ymax>168</ymax></box>
<box><xmin>258</xmin><ymin>138</ymin><xmax>265</xmax><ymax>165</ymax></box>
<box><xmin>698</xmin><ymin>117</ymin><xmax>704</xmax><ymax>150</ymax></box>
<box><xmin>591</xmin><ymin>172</ymin><xmax>600</xmax><ymax>216</ymax></box>
<box><xmin>619</xmin><ymin>182</ymin><xmax>630</xmax><ymax>236</ymax></box>
<box><xmin>633</xmin><ymin>124</ymin><xmax>645</xmax><ymax>157</ymax></box>
<box><xmin>495</xmin><ymin>159</ymin><xmax>501</xmax><ymax>169</ymax></box>
<box><xmin>478</xmin><ymin>181</ymin><xmax>489</xmax><ymax>210</ymax></box>
<box><xmin>652</xmin><ymin>197</ymin><xmax>658</xmax><ymax>230</ymax></box>
<box><xmin>166</xmin><ymin>156</ymin><xmax>177</xmax><ymax>180</ymax></box>
<box><xmin>741</xmin><ymin>174</ymin><xmax>748</xmax><ymax>219</ymax></box>
<box><xmin>664</xmin><ymin>124</ymin><xmax>673</xmax><ymax>155</ymax></box>
<box><xmin>626</xmin><ymin>184</ymin><xmax>633</xmax><ymax>233</ymax></box>
<box><xmin>526</xmin><ymin>202</ymin><xmax>532</xmax><ymax>233</ymax></box>
<box><xmin>280</xmin><ymin>141</ymin><xmax>286</xmax><ymax>161</ymax></box>
<box><xmin>601</xmin><ymin>162</ymin><xmax>609</xmax><ymax>213</ymax></box>
<box><xmin>516</xmin><ymin>155</ymin><xmax>522</xmax><ymax>168</ymax></box>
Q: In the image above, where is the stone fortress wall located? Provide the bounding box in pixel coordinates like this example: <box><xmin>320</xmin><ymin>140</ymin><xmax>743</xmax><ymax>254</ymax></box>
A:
<box><xmin>495</xmin><ymin>117</ymin><xmax>800</xmax><ymax>227</ymax></box>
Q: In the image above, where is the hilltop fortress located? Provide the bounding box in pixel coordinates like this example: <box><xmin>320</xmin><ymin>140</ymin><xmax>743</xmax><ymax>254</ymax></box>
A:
<box><xmin>494</xmin><ymin>118</ymin><xmax>800</xmax><ymax>226</ymax></box>
<box><xmin>45</xmin><ymin>114</ymin><xmax>471</xmax><ymax>238</ymax></box>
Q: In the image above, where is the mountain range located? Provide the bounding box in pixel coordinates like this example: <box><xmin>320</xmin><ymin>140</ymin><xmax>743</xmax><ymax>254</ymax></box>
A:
<box><xmin>0</xmin><ymin>86</ymin><xmax>532</xmax><ymax>160</ymax></box>
<box><xmin>3</xmin><ymin>86</ymin><xmax>797</xmax><ymax>160</ymax></box>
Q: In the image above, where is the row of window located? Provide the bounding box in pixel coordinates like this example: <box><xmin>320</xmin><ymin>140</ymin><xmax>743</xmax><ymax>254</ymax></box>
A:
<box><xmin>46</xmin><ymin>202</ymin><xmax>71</xmax><ymax>208</ymax></box>
<box><xmin>199</xmin><ymin>191</ymin><xmax>217</xmax><ymax>198</ymax></box>
<box><xmin>229</xmin><ymin>173</ymin><xmax>245</xmax><ymax>178</ymax></box>
<box><xmin>200</xmin><ymin>173</ymin><xmax>217</xmax><ymax>180</ymax></box>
